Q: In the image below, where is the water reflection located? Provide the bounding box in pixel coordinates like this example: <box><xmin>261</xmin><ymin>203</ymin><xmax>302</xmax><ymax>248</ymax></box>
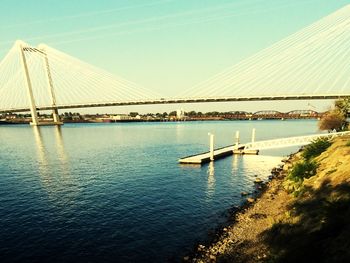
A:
<box><xmin>32</xmin><ymin>126</ymin><xmax>49</xmax><ymax>176</ymax></box>
<box><xmin>231</xmin><ymin>154</ymin><xmax>239</xmax><ymax>174</ymax></box>
<box><xmin>241</xmin><ymin>155</ymin><xmax>283</xmax><ymax>179</ymax></box>
<box><xmin>53</xmin><ymin>126</ymin><xmax>70</xmax><ymax>174</ymax></box>
<box><xmin>206</xmin><ymin>161</ymin><xmax>215</xmax><ymax>199</ymax></box>
<box><xmin>32</xmin><ymin>126</ymin><xmax>75</xmax><ymax>205</ymax></box>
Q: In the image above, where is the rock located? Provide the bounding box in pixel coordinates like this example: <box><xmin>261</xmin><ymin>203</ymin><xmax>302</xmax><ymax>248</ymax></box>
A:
<box><xmin>247</xmin><ymin>197</ymin><xmax>255</xmax><ymax>203</ymax></box>
<box><xmin>254</xmin><ymin>178</ymin><xmax>263</xmax><ymax>183</ymax></box>
<box><xmin>183</xmin><ymin>256</ymin><xmax>189</xmax><ymax>261</ymax></box>
<box><xmin>198</xmin><ymin>244</ymin><xmax>205</xmax><ymax>251</ymax></box>
<box><xmin>209</xmin><ymin>254</ymin><xmax>216</xmax><ymax>261</ymax></box>
<box><xmin>223</xmin><ymin>227</ymin><xmax>228</xmax><ymax>232</ymax></box>
<box><xmin>241</xmin><ymin>191</ymin><xmax>249</xmax><ymax>196</ymax></box>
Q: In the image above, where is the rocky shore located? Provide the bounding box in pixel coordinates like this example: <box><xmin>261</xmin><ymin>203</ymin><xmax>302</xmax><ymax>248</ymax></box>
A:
<box><xmin>184</xmin><ymin>135</ymin><xmax>350</xmax><ymax>263</ymax></box>
<box><xmin>183</xmin><ymin>153</ymin><xmax>296</xmax><ymax>263</ymax></box>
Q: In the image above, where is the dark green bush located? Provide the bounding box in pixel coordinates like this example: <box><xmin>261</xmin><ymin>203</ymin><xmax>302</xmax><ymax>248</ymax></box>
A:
<box><xmin>302</xmin><ymin>138</ymin><xmax>332</xmax><ymax>160</ymax></box>
<box><xmin>288</xmin><ymin>160</ymin><xmax>318</xmax><ymax>183</ymax></box>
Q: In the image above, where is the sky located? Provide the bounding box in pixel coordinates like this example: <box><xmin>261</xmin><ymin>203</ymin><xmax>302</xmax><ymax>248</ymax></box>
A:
<box><xmin>0</xmin><ymin>0</ymin><xmax>349</xmax><ymax>114</ymax></box>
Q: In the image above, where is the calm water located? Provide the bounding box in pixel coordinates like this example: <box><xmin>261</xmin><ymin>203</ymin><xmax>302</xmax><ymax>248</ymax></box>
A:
<box><xmin>0</xmin><ymin>120</ymin><xmax>319</xmax><ymax>262</ymax></box>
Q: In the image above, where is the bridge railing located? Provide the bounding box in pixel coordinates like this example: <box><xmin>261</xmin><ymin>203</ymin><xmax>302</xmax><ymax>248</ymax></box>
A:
<box><xmin>244</xmin><ymin>131</ymin><xmax>350</xmax><ymax>150</ymax></box>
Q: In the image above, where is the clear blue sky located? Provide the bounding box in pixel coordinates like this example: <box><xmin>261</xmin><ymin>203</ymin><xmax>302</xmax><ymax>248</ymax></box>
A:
<box><xmin>0</xmin><ymin>0</ymin><xmax>349</xmax><ymax>113</ymax></box>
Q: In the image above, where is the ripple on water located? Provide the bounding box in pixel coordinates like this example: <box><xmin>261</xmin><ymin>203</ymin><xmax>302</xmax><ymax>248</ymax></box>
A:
<box><xmin>0</xmin><ymin>120</ymin><xmax>318</xmax><ymax>262</ymax></box>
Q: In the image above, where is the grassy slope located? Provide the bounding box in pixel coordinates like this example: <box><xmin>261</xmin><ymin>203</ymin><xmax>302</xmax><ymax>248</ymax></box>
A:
<box><xmin>262</xmin><ymin>136</ymin><xmax>350</xmax><ymax>263</ymax></box>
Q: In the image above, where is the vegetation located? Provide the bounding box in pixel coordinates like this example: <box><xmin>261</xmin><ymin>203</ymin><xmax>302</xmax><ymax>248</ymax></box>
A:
<box><xmin>334</xmin><ymin>97</ymin><xmax>350</xmax><ymax>116</ymax></box>
<box><xmin>287</xmin><ymin>160</ymin><xmax>318</xmax><ymax>182</ymax></box>
<box><xmin>264</xmin><ymin>181</ymin><xmax>350</xmax><ymax>263</ymax></box>
<box><xmin>301</xmin><ymin>138</ymin><xmax>332</xmax><ymax>160</ymax></box>
<box><xmin>263</xmin><ymin>136</ymin><xmax>350</xmax><ymax>263</ymax></box>
<box><xmin>318</xmin><ymin>109</ymin><xmax>347</xmax><ymax>132</ymax></box>
<box><xmin>284</xmin><ymin>138</ymin><xmax>331</xmax><ymax>196</ymax></box>
<box><xmin>129</xmin><ymin>112</ymin><xmax>139</xmax><ymax>117</ymax></box>
<box><xmin>318</xmin><ymin>97</ymin><xmax>350</xmax><ymax>132</ymax></box>
<box><xmin>284</xmin><ymin>160</ymin><xmax>318</xmax><ymax>196</ymax></box>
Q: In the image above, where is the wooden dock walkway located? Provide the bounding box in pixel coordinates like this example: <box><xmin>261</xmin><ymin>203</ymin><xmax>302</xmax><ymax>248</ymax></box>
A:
<box><xmin>179</xmin><ymin>144</ymin><xmax>258</xmax><ymax>164</ymax></box>
<box><xmin>178</xmin><ymin>131</ymin><xmax>350</xmax><ymax>165</ymax></box>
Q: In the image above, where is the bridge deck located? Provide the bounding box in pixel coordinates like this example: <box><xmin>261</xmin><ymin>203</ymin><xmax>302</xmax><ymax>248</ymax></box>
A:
<box><xmin>1</xmin><ymin>94</ymin><xmax>349</xmax><ymax>113</ymax></box>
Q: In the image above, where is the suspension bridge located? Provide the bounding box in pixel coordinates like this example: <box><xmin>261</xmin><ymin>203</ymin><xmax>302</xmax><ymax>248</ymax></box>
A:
<box><xmin>1</xmin><ymin>5</ymin><xmax>350</xmax><ymax>125</ymax></box>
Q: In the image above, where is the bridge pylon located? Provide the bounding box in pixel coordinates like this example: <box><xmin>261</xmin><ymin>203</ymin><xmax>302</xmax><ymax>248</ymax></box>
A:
<box><xmin>18</xmin><ymin>41</ymin><xmax>62</xmax><ymax>126</ymax></box>
<box><xmin>39</xmin><ymin>44</ymin><xmax>62</xmax><ymax>125</ymax></box>
<box><xmin>18</xmin><ymin>41</ymin><xmax>39</xmax><ymax>125</ymax></box>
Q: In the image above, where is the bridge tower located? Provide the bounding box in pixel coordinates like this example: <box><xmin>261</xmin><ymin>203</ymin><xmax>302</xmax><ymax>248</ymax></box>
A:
<box><xmin>18</xmin><ymin>41</ymin><xmax>39</xmax><ymax>125</ymax></box>
<box><xmin>18</xmin><ymin>41</ymin><xmax>62</xmax><ymax>126</ymax></box>
<box><xmin>39</xmin><ymin>44</ymin><xmax>61</xmax><ymax>124</ymax></box>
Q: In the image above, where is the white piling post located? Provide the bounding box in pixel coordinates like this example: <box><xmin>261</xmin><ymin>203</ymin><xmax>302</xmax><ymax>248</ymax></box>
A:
<box><xmin>251</xmin><ymin>128</ymin><xmax>256</xmax><ymax>145</ymax></box>
<box><xmin>208</xmin><ymin>133</ymin><xmax>214</xmax><ymax>161</ymax></box>
<box><xmin>235</xmin><ymin>130</ymin><xmax>240</xmax><ymax>146</ymax></box>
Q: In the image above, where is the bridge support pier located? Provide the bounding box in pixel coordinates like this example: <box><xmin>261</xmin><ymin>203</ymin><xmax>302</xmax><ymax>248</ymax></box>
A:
<box><xmin>19</xmin><ymin>42</ymin><xmax>62</xmax><ymax>126</ymax></box>
<box><xmin>40</xmin><ymin>45</ymin><xmax>63</xmax><ymax>126</ymax></box>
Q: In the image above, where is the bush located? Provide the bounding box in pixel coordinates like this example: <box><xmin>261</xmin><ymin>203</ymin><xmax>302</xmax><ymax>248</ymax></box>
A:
<box><xmin>284</xmin><ymin>160</ymin><xmax>318</xmax><ymax>196</ymax></box>
<box><xmin>288</xmin><ymin>160</ymin><xmax>318</xmax><ymax>183</ymax></box>
<box><xmin>302</xmin><ymin>138</ymin><xmax>332</xmax><ymax>160</ymax></box>
<box><xmin>318</xmin><ymin>109</ymin><xmax>347</xmax><ymax>131</ymax></box>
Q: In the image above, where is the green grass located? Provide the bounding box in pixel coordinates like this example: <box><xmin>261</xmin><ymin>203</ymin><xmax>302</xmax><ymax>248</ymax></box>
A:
<box><xmin>288</xmin><ymin>160</ymin><xmax>318</xmax><ymax>182</ymax></box>
<box><xmin>284</xmin><ymin>160</ymin><xmax>318</xmax><ymax>196</ymax></box>
<box><xmin>302</xmin><ymin>138</ymin><xmax>332</xmax><ymax>160</ymax></box>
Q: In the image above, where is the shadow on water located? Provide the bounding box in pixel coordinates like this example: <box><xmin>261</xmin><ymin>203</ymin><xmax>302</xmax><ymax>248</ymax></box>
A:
<box><xmin>260</xmin><ymin>180</ymin><xmax>350</xmax><ymax>263</ymax></box>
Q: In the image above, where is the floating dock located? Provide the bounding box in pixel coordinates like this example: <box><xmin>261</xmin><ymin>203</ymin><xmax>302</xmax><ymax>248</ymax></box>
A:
<box><xmin>179</xmin><ymin>145</ymin><xmax>259</xmax><ymax>164</ymax></box>
<box><xmin>179</xmin><ymin>130</ymin><xmax>350</xmax><ymax>165</ymax></box>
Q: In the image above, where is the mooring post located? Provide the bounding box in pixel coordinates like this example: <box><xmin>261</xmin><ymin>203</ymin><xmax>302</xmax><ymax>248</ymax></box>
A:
<box><xmin>235</xmin><ymin>130</ymin><xmax>240</xmax><ymax>147</ymax></box>
<box><xmin>208</xmin><ymin>133</ymin><xmax>214</xmax><ymax>161</ymax></box>
<box><xmin>251</xmin><ymin>128</ymin><xmax>256</xmax><ymax>145</ymax></box>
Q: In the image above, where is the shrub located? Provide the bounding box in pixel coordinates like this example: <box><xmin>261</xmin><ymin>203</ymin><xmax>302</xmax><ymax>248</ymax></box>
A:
<box><xmin>302</xmin><ymin>138</ymin><xmax>332</xmax><ymax>160</ymax></box>
<box><xmin>287</xmin><ymin>160</ymin><xmax>318</xmax><ymax>183</ymax></box>
<box><xmin>318</xmin><ymin>109</ymin><xmax>347</xmax><ymax>132</ymax></box>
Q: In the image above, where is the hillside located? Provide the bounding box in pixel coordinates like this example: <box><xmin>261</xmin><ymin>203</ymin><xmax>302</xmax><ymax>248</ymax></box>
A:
<box><xmin>190</xmin><ymin>135</ymin><xmax>350</xmax><ymax>263</ymax></box>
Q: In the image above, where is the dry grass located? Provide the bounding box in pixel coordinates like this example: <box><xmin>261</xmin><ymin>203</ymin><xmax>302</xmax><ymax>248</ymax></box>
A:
<box><xmin>191</xmin><ymin>136</ymin><xmax>350</xmax><ymax>263</ymax></box>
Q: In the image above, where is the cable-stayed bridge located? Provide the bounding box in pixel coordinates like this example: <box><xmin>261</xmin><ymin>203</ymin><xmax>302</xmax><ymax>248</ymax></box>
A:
<box><xmin>1</xmin><ymin>5</ymin><xmax>350</xmax><ymax>125</ymax></box>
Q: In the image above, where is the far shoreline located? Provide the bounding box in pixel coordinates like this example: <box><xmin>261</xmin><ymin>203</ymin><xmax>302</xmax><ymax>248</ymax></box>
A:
<box><xmin>0</xmin><ymin>118</ymin><xmax>319</xmax><ymax>125</ymax></box>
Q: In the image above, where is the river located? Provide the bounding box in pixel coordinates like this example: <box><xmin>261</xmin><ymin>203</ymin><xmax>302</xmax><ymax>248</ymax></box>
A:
<box><xmin>0</xmin><ymin>120</ymin><xmax>320</xmax><ymax>262</ymax></box>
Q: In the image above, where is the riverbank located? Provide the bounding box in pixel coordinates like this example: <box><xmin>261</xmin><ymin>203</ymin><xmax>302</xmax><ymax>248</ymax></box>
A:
<box><xmin>186</xmin><ymin>135</ymin><xmax>350</xmax><ymax>263</ymax></box>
